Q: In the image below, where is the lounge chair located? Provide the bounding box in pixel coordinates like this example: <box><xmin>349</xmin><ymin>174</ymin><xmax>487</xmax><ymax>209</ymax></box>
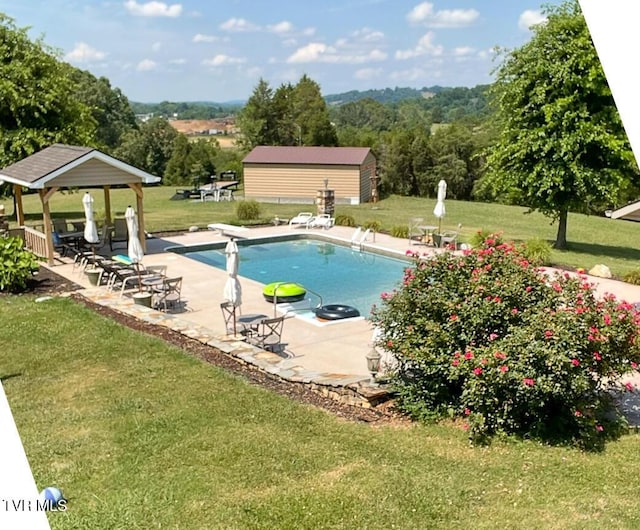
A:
<box><xmin>288</xmin><ymin>212</ymin><xmax>314</xmax><ymax>227</ymax></box>
<box><xmin>307</xmin><ymin>214</ymin><xmax>335</xmax><ymax>230</ymax></box>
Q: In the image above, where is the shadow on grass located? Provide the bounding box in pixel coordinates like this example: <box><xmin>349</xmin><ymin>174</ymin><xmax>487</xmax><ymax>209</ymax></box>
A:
<box><xmin>0</xmin><ymin>373</ymin><xmax>22</xmax><ymax>382</ymax></box>
<box><xmin>560</xmin><ymin>242</ymin><xmax>640</xmax><ymax>263</ymax></box>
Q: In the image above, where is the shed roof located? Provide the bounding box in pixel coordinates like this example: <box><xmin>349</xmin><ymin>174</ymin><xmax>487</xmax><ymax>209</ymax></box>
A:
<box><xmin>0</xmin><ymin>144</ymin><xmax>161</xmax><ymax>189</ymax></box>
<box><xmin>610</xmin><ymin>200</ymin><xmax>640</xmax><ymax>222</ymax></box>
<box><xmin>243</xmin><ymin>146</ymin><xmax>372</xmax><ymax>166</ymax></box>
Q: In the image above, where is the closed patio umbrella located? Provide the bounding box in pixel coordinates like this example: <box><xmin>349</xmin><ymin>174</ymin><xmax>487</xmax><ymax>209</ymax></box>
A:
<box><xmin>223</xmin><ymin>238</ymin><xmax>242</xmax><ymax>334</ymax></box>
<box><xmin>433</xmin><ymin>179</ymin><xmax>447</xmax><ymax>235</ymax></box>
<box><xmin>82</xmin><ymin>192</ymin><xmax>99</xmax><ymax>261</ymax></box>
<box><xmin>125</xmin><ymin>206</ymin><xmax>145</xmax><ymax>291</ymax></box>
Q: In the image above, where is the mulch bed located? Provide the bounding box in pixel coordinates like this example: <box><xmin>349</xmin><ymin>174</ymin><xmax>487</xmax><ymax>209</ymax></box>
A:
<box><xmin>25</xmin><ymin>266</ymin><xmax>402</xmax><ymax>425</ymax></box>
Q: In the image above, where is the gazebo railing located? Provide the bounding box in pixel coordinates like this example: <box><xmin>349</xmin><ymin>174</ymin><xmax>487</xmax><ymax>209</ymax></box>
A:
<box><xmin>23</xmin><ymin>226</ymin><xmax>48</xmax><ymax>259</ymax></box>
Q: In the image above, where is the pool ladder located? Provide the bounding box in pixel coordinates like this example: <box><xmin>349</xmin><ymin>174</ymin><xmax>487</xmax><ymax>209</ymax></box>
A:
<box><xmin>271</xmin><ymin>282</ymin><xmax>323</xmax><ymax>317</ymax></box>
<box><xmin>350</xmin><ymin>227</ymin><xmax>371</xmax><ymax>251</ymax></box>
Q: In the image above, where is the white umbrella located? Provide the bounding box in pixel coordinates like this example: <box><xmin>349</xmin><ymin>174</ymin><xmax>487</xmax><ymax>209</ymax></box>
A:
<box><xmin>125</xmin><ymin>206</ymin><xmax>145</xmax><ymax>291</ymax></box>
<box><xmin>223</xmin><ymin>238</ymin><xmax>242</xmax><ymax>333</ymax></box>
<box><xmin>82</xmin><ymin>192</ymin><xmax>99</xmax><ymax>261</ymax></box>
<box><xmin>433</xmin><ymin>179</ymin><xmax>447</xmax><ymax>234</ymax></box>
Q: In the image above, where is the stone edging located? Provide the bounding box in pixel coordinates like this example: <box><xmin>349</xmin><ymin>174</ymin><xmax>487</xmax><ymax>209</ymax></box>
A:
<box><xmin>78</xmin><ymin>288</ymin><xmax>391</xmax><ymax>408</ymax></box>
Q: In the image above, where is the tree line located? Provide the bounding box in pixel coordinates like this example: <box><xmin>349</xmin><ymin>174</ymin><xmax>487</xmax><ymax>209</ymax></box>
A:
<box><xmin>1</xmin><ymin>0</ymin><xmax>638</xmax><ymax>247</ymax></box>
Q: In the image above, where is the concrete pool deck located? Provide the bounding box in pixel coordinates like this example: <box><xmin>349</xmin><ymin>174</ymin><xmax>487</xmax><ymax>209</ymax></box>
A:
<box><xmin>47</xmin><ymin>223</ymin><xmax>640</xmax><ymax>404</ymax></box>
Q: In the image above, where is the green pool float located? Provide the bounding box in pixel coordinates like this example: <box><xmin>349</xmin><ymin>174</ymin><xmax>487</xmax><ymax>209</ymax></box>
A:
<box><xmin>263</xmin><ymin>282</ymin><xmax>306</xmax><ymax>303</ymax></box>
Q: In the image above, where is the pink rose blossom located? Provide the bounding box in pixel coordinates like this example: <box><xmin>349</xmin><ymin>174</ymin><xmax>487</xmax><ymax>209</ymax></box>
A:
<box><xmin>499</xmin><ymin>365</ymin><xmax>509</xmax><ymax>373</ymax></box>
<box><xmin>571</xmin><ymin>359</ymin><xmax>580</xmax><ymax>367</ymax></box>
<box><xmin>523</xmin><ymin>378</ymin><xmax>535</xmax><ymax>387</ymax></box>
<box><xmin>473</xmin><ymin>367</ymin><xmax>483</xmax><ymax>376</ymax></box>
<box><xmin>593</xmin><ymin>352</ymin><xmax>602</xmax><ymax>361</ymax></box>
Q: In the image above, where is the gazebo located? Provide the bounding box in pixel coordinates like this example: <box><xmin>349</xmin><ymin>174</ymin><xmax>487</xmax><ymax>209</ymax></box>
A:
<box><xmin>0</xmin><ymin>144</ymin><xmax>161</xmax><ymax>265</ymax></box>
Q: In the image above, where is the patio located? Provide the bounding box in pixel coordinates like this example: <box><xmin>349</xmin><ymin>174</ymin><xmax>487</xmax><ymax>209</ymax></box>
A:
<box><xmin>47</xmin><ymin>223</ymin><xmax>640</xmax><ymax>406</ymax></box>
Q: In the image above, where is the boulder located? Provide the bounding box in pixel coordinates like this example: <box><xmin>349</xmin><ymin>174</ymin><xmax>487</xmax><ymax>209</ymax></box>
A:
<box><xmin>588</xmin><ymin>264</ymin><xmax>612</xmax><ymax>279</ymax></box>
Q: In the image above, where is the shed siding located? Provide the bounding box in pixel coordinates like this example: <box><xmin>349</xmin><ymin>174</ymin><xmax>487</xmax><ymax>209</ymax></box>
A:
<box><xmin>244</xmin><ymin>164</ymin><xmax>362</xmax><ymax>202</ymax></box>
<box><xmin>52</xmin><ymin>159</ymin><xmax>140</xmax><ymax>187</ymax></box>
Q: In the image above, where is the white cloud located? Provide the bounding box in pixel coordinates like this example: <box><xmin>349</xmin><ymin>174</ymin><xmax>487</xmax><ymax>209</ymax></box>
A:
<box><xmin>192</xmin><ymin>33</ymin><xmax>218</xmax><ymax>43</ymax></box>
<box><xmin>124</xmin><ymin>1</ymin><xmax>182</xmax><ymax>17</ymax></box>
<box><xmin>220</xmin><ymin>17</ymin><xmax>259</xmax><ymax>32</ymax></box>
<box><xmin>202</xmin><ymin>54</ymin><xmax>246</xmax><ymax>66</ymax></box>
<box><xmin>352</xmin><ymin>27</ymin><xmax>384</xmax><ymax>42</ymax></box>
<box><xmin>518</xmin><ymin>10</ymin><xmax>546</xmax><ymax>31</ymax></box>
<box><xmin>65</xmin><ymin>42</ymin><xmax>107</xmax><ymax>63</ymax></box>
<box><xmin>354</xmin><ymin>67</ymin><xmax>382</xmax><ymax>80</ymax></box>
<box><xmin>407</xmin><ymin>2</ymin><xmax>478</xmax><ymax>28</ymax></box>
<box><xmin>136</xmin><ymin>59</ymin><xmax>157</xmax><ymax>71</ymax></box>
<box><xmin>267</xmin><ymin>21</ymin><xmax>293</xmax><ymax>34</ymax></box>
<box><xmin>395</xmin><ymin>32</ymin><xmax>443</xmax><ymax>60</ymax></box>
<box><xmin>286</xmin><ymin>42</ymin><xmax>387</xmax><ymax>64</ymax></box>
<box><xmin>453</xmin><ymin>46</ymin><xmax>474</xmax><ymax>57</ymax></box>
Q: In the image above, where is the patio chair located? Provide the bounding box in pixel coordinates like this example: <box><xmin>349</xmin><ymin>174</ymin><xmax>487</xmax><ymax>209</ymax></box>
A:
<box><xmin>437</xmin><ymin>224</ymin><xmax>462</xmax><ymax>249</ymax></box>
<box><xmin>247</xmin><ymin>315</ymin><xmax>286</xmax><ymax>353</ymax></box>
<box><xmin>220</xmin><ymin>301</ymin><xmax>268</xmax><ymax>336</ymax></box>
<box><xmin>288</xmin><ymin>212</ymin><xmax>314</xmax><ymax>227</ymax></box>
<box><xmin>307</xmin><ymin>214</ymin><xmax>335</xmax><ymax>230</ymax></box>
<box><xmin>408</xmin><ymin>217</ymin><xmax>425</xmax><ymax>245</ymax></box>
<box><xmin>110</xmin><ymin>218</ymin><xmax>128</xmax><ymax>250</ymax></box>
<box><xmin>153</xmin><ymin>276</ymin><xmax>182</xmax><ymax>312</ymax></box>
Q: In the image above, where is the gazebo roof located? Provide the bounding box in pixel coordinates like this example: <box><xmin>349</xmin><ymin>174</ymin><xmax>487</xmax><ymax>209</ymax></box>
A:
<box><xmin>0</xmin><ymin>144</ymin><xmax>160</xmax><ymax>189</ymax></box>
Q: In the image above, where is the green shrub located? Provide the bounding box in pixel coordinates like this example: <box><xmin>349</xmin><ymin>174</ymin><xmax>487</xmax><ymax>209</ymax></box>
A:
<box><xmin>235</xmin><ymin>200</ymin><xmax>262</xmax><ymax>221</ymax></box>
<box><xmin>519</xmin><ymin>237</ymin><xmax>552</xmax><ymax>266</ymax></box>
<box><xmin>390</xmin><ymin>225</ymin><xmax>409</xmax><ymax>238</ymax></box>
<box><xmin>363</xmin><ymin>219</ymin><xmax>382</xmax><ymax>232</ymax></box>
<box><xmin>623</xmin><ymin>270</ymin><xmax>640</xmax><ymax>286</ymax></box>
<box><xmin>469</xmin><ymin>229</ymin><xmax>503</xmax><ymax>248</ymax></box>
<box><xmin>0</xmin><ymin>236</ymin><xmax>39</xmax><ymax>292</ymax></box>
<box><xmin>371</xmin><ymin>237</ymin><xmax>640</xmax><ymax>450</ymax></box>
<box><xmin>334</xmin><ymin>214</ymin><xmax>355</xmax><ymax>227</ymax></box>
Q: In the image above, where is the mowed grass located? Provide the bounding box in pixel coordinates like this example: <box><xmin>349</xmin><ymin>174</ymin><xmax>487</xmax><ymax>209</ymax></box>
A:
<box><xmin>4</xmin><ymin>296</ymin><xmax>640</xmax><ymax>529</ymax></box>
<box><xmin>3</xmin><ymin>187</ymin><xmax>640</xmax><ymax>275</ymax></box>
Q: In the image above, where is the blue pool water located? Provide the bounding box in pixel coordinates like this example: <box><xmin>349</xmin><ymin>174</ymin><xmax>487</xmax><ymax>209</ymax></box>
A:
<box><xmin>182</xmin><ymin>239</ymin><xmax>409</xmax><ymax>316</ymax></box>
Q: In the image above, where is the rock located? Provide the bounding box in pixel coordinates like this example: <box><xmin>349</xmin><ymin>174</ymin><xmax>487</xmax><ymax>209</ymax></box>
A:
<box><xmin>588</xmin><ymin>264</ymin><xmax>612</xmax><ymax>278</ymax></box>
<box><xmin>188</xmin><ymin>225</ymin><xmax>200</xmax><ymax>232</ymax></box>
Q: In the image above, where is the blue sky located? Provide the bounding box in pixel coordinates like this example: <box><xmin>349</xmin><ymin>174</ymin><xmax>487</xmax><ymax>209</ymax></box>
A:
<box><xmin>0</xmin><ymin>0</ymin><xmax>561</xmax><ymax>103</ymax></box>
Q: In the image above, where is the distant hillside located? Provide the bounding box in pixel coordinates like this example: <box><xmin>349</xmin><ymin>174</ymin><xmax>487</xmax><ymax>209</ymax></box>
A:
<box><xmin>324</xmin><ymin>86</ymin><xmax>449</xmax><ymax>105</ymax></box>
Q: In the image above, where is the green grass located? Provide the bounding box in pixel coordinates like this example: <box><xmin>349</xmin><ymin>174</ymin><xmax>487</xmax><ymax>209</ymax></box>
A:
<box><xmin>3</xmin><ymin>188</ymin><xmax>640</xmax><ymax>276</ymax></box>
<box><xmin>4</xmin><ymin>296</ymin><xmax>640</xmax><ymax>529</ymax></box>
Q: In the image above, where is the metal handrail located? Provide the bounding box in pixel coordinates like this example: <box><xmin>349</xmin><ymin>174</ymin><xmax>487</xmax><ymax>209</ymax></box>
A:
<box><xmin>272</xmin><ymin>282</ymin><xmax>322</xmax><ymax>316</ymax></box>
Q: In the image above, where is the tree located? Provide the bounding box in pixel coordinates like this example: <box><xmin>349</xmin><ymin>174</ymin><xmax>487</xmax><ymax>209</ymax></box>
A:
<box><xmin>0</xmin><ymin>14</ymin><xmax>95</xmax><ymax>168</ymax></box>
<box><xmin>236</xmin><ymin>78</ymin><xmax>278</xmax><ymax>150</ymax></box>
<box><xmin>70</xmin><ymin>69</ymin><xmax>137</xmax><ymax>152</ymax></box>
<box><xmin>483</xmin><ymin>0</ymin><xmax>637</xmax><ymax>249</ymax></box>
<box><xmin>113</xmin><ymin>117</ymin><xmax>177</xmax><ymax>178</ymax></box>
<box><xmin>292</xmin><ymin>75</ymin><xmax>337</xmax><ymax>146</ymax></box>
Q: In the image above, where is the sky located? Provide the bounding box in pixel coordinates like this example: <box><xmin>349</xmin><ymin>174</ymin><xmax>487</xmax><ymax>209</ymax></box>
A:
<box><xmin>0</xmin><ymin>0</ymin><xmax>562</xmax><ymax>103</ymax></box>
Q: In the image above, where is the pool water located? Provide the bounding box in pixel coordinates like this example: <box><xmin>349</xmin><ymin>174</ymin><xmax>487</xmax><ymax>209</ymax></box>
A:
<box><xmin>184</xmin><ymin>239</ymin><xmax>409</xmax><ymax>316</ymax></box>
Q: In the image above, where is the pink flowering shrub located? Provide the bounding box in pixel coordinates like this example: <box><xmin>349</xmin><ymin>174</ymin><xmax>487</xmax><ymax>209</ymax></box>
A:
<box><xmin>371</xmin><ymin>237</ymin><xmax>640</xmax><ymax>449</ymax></box>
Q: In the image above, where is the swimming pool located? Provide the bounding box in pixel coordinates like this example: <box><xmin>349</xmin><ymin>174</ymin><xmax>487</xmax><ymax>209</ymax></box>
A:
<box><xmin>176</xmin><ymin>237</ymin><xmax>409</xmax><ymax>316</ymax></box>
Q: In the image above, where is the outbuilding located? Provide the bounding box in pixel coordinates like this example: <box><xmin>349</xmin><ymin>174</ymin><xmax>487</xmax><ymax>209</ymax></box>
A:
<box><xmin>242</xmin><ymin>146</ymin><xmax>377</xmax><ymax>204</ymax></box>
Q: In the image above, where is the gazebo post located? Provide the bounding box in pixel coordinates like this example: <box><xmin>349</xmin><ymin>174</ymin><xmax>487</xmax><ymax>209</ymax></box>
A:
<box><xmin>103</xmin><ymin>185</ymin><xmax>112</xmax><ymax>226</ymax></box>
<box><xmin>13</xmin><ymin>185</ymin><xmax>24</xmax><ymax>226</ymax></box>
<box><xmin>38</xmin><ymin>187</ymin><xmax>58</xmax><ymax>266</ymax></box>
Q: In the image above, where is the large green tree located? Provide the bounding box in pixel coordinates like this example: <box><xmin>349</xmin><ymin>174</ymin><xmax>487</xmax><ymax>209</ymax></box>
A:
<box><xmin>0</xmin><ymin>14</ymin><xmax>95</xmax><ymax>167</ymax></box>
<box><xmin>484</xmin><ymin>0</ymin><xmax>637</xmax><ymax>249</ymax></box>
<box><xmin>70</xmin><ymin>69</ymin><xmax>137</xmax><ymax>152</ymax></box>
<box><xmin>113</xmin><ymin>117</ymin><xmax>177</xmax><ymax>178</ymax></box>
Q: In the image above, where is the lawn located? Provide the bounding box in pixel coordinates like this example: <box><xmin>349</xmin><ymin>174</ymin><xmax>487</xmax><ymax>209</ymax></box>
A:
<box><xmin>2</xmin><ymin>187</ymin><xmax>640</xmax><ymax>276</ymax></box>
<box><xmin>3</xmin><ymin>296</ymin><xmax>640</xmax><ymax>529</ymax></box>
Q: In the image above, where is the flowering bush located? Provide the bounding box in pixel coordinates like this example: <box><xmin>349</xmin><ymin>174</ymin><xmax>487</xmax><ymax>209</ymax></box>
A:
<box><xmin>371</xmin><ymin>237</ymin><xmax>640</xmax><ymax>449</ymax></box>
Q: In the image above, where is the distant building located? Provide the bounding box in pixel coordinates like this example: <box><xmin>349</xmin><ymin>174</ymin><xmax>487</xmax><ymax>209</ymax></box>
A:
<box><xmin>242</xmin><ymin>146</ymin><xmax>377</xmax><ymax>205</ymax></box>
